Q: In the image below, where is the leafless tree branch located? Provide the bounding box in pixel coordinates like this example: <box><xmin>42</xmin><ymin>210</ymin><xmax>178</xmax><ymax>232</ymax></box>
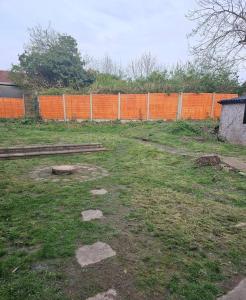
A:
<box><xmin>187</xmin><ymin>0</ymin><xmax>246</xmax><ymax>66</ymax></box>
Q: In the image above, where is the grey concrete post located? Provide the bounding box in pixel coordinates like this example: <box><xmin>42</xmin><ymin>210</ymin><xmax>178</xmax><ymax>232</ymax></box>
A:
<box><xmin>118</xmin><ymin>92</ymin><xmax>121</xmax><ymax>120</ymax></box>
<box><xmin>62</xmin><ymin>94</ymin><xmax>67</xmax><ymax>121</ymax></box>
<box><xmin>147</xmin><ymin>92</ymin><xmax>150</xmax><ymax>120</ymax></box>
<box><xmin>210</xmin><ymin>92</ymin><xmax>216</xmax><ymax>118</ymax></box>
<box><xmin>177</xmin><ymin>92</ymin><xmax>183</xmax><ymax>120</ymax></box>
<box><xmin>90</xmin><ymin>93</ymin><xmax>93</xmax><ymax>121</ymax></box>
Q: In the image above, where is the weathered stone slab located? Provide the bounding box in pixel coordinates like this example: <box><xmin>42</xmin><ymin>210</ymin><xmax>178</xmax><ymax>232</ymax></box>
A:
<box><xmin>87</xmin><ymin>289</ymin><xmax>117</xmax><ymax>300</ymax></box>
<box><xmin>218</xmin><ymin>278</ymin><xmax>246</xmax><ymax>300</ymax></box>
<box><xmin>90</xmin><ymin>189</ymin><xmax>108</xmax><ymax>195</ymax></box>
<box><xmin>81</xmin><ymin>210</ymin><xmax>103</xmax><ymax>221</ymax></box>
<box><xmin>52</xmin><ymin>165</ymin><xmax>78</xmax><ymax>175</ymax></box>
<box><xmin>195</xmin><ymin>155</ymin><xmax>221</xmax><ymax>166</ymax></box>
<box><xmin>221</xmin><ymin>157</ymin><xmax>246</xmax><ymax>172</ymax></box>
<box><xmin>234</xmin><ymin>222</ymin><xmax>246</xmax><ymax>228</ymax></box>
<box><xmin>76</xmin><ymin>242</ymin><xmax>116</xmax><ymax>267</ymax></box>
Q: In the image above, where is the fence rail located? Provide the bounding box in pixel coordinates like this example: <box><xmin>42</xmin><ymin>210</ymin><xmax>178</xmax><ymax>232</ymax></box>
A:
<box><xmin>0</xmin><ymin>92</ymin><xmax>237</xmax><ymax>120</ymax></box>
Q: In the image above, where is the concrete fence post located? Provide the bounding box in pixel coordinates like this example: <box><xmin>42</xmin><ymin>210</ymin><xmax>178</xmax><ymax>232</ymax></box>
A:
<box><xmin>62</xmin><ymin>94</ymin><xmax>67</xmax><ymax>121</ymax></box>
<box><xmin>37</xmin><ymin>95</ymin><xmax>41</xmax><ymax>119</ymax></box>
<box><xmin>90</xmin><ymin>93</ymin><xmax>93</xmax><ymax>121</ymax></box>
<box><xmin>210</xmin><ymin>92</ymin><xmax>216</xmax><ymax>119</ymax></box>
<box><xmin>146</xmin><ymin>92</ymin><xmax>150</xmax><ymax>120</ymax></box>
<box><xmin>22</xmin><ymin>94</ymin><xmax>25</xmax><ymax>118</ymax></box>
<box><xmin>177</xmin><ymin>92</ymin><xmax>183</xmax><ymax>120</ymax></box>
<box><xmin>118</xmin><ymin>92</ymin><xmax>121</xmax><ymax>120</ymax></box>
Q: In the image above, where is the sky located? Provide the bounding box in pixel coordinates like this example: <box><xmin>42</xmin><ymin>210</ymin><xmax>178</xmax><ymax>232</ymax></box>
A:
<box><xmin>0</xmin><ymin>0</ymin><xmax>196</xmax><ymax>70</ymax></box>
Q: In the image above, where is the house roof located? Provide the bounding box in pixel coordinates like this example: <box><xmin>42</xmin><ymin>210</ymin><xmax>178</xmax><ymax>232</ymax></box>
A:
<box><xmin>0</xmin><ymin>70</ymin><xmax>14</xmax><ymax>85</ymax></box>
<box><xmin>218</xmin><ymin>95</ymin><xmax>246</xmax><ymax>105</ymax></box>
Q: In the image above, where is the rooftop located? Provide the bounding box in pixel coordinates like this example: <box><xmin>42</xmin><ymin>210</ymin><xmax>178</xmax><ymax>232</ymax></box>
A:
<box><xmin>219</xmin><ymin>95</ymin><xmax>246</xmax><ymax>105</ymax></box>
<box><xmin>0</xmin><ymin>70</ymin><xmax>14</xmax><ymax>85</ymax></box>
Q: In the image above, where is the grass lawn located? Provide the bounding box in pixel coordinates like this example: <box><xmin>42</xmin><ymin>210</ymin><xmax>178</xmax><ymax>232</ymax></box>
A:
<box><xmin>0</xmin><ymin>119</ymin><xmax>245</xmax><ymax>300</ymax></box>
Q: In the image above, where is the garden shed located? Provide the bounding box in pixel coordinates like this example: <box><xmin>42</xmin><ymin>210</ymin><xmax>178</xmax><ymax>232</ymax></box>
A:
<box><xmin>218</xmin><ymin>95</ymin><xmax>246</xmax><ymax>145</ymax></box>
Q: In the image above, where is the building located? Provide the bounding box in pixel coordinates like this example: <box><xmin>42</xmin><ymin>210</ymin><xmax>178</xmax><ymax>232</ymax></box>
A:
<box><xmin>0</xmin><ymin>70</ymin><xmax>23</xmax><ymax>98</ymax></box>
<box><xmin>218</xmin><ymin>96</ymin><xmax>246</xmax><ymax>145</ymax></box>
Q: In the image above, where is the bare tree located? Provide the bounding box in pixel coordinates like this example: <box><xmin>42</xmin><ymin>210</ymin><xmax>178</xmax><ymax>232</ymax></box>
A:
<box><xmin>128</xmin><ymin>52</ymin><xmax>159</xmax><ymax>79</ymax></box>
<box><xmin>87</xmin><ymin>54</ymin><xmax>124</xmax><ymax>77</ymax></box>
<box><xmin>187</xmin><ymin>0</ymin><xmax>246</xmax><ymax>66</ymax></box>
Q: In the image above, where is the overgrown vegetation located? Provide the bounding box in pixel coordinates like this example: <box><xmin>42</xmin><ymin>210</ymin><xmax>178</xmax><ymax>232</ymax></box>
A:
<box><xmin>0</xmin><ymin>120</ymin><xmax>245</xmax><ymax>300</ymax></box>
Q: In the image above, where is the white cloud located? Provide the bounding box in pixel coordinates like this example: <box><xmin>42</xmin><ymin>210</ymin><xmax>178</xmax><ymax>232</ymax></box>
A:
<box><xmin>0</xmin><ymin>0</ymin><xmax>196</xmax><ymax>69</ymax></box>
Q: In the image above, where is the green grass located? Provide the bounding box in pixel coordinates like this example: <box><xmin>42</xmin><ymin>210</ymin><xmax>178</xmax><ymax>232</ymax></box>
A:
<box><xmin>0</xmin><ymin>120</ymin><xmax>245</xmax><ymax>300</ymax></box>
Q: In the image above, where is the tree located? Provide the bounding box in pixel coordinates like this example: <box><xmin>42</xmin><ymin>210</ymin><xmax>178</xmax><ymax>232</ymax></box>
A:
<box><xmin>11</xmin><ymin>25</ymin><xmax>94</xmax><ymax>89</ymax></box>
<box><xmin>128</xmin><ymin>52</ymin><xmax>159</xmax><ymax>79</ymax></box>
<box><xmin>187</xmin><ymin>0</ymin><xmax>246</xmax><ymax>66</ymax></box>
<box><xmin>87</xmin><ymin>54</ymin><xmax>124</xmax><ymax>78</ymax></box>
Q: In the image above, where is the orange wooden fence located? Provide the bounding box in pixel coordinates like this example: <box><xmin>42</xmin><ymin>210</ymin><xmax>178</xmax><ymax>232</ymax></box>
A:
<box><xmin>0</xmin><ymin>97</ymin><xmax>25</xmax><ymax>118</ymax></box>
<box><xmin>0</xmin><ymin>93</ymin><xmax>237</xmax><ymax>120</ymax></box>
<box><xmin>38</xmin><ymin>93</ymin><xmax>237</xmax><ymax>121</ymax></box>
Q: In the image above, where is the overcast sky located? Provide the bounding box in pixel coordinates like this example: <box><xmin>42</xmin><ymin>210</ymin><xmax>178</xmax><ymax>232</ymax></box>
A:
<box><xmin>0</xmin><ymin>0</ymin><xmax>197</xmax><ymax>70</ymax></box>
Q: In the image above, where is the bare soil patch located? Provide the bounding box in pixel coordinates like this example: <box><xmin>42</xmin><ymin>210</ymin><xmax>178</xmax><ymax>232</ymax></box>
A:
<box><xmin>29</xmin><ymin>164</ymin><xmax>109</xmax><ymax>182</ymax></box>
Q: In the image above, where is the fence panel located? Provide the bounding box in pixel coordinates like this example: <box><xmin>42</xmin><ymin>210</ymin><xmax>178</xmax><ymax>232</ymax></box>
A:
<box><xmin>0</xmin><ymin>98</ymin><xmax>24</xmax><ymax>118</ymax></box>
<box><xmin>65</xmin><ymin>95</ymin><xmax>90</xmax><ymax>120</ymax></box>
<box><xmin>121</xmin><ymin>94</ymin><xmax>147</xmax><ymax>120</ymax></box>
<box><xmin>149</xmin><ymin>93</ymin><xmax>179</xmax><ymax>120</ymax></box>
<box><xmin>38</xmin><ymin>93</ymin><xmax>238</xmax><ymax>121</ymax></box>
<box><xmin>182</xmin><ymin>93</ymin><xmax>213</xmax><ymax>120</ymax></box>
<box><xmin>39</xmin><ymin>95</ymin><xmax>64</xmax><ymax>120</ymax></box>
<box><xmin>92</xmin><ymin>94</ymin><xmax>118</xmax><ymax>120</ymax></box>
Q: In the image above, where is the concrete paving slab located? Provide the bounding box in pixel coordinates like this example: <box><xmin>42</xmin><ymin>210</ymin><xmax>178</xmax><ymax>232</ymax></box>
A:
<box><xmin>91</xmin><ymin>189</ymin><xmax>108</xmax><ymax>195</ymax></box>
<box><xmin>81</xmin><ymin>210</ymin><xmax>103</xmax><ymax>221</ymax></box>
<box><xmin>76</xmin><ymin>242</ymin><xmax>116</xmax><ymax>267</ymax></box>
<box><xmin>218</xmin><ymin>278</ymin><xmax>246</xmax><ymax>300</ymax></box>
<box><xmin>86</xmin><ymin>289</ymin><xmax>117</xmax><ymax>300</ymax></box>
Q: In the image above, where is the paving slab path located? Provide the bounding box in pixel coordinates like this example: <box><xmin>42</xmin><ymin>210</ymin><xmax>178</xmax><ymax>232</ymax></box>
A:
<box><xmin>139</xmin><ymin>140</ymin><xmax>246</xmax><ymax>172</ymax></box>
<box><xmin>86</xmin><ymin>289</ymin><xmax>117</xmax><ymax>300</ymax></box>
<box><xmin>76</xmin><ymin>242</ymin><xmax>116</xmax><ymax>268</ymax></box>
<box><xmin>217</xmin><ymin>278</ymin><xmax>246</xmax><ymax>300</ymax></box>
<box><xmin>81</xmin><ymin>210</ymin><xmax>104</xmax><ymax>221</ymax></box>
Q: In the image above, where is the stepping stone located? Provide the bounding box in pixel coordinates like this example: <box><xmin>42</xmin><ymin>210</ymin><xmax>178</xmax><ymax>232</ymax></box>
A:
<box><xmin>217</xmin><ymin>278</ymin><xmax>246</xmax><ymax>300</ymax></box>
<box><xmin>52</xmin><ymin>165</ymin><xmax>78</xmax><ymax>175</ymax></box>
<box><xmin>87</xmin><ymin>289</ymin><xmax>117</xmax><ymax>300</ymax></box>
<box><xmin>234</xmin><ymin>222</ymin><xmax>246</xmax><ymax>228</ymax></box>
<box><xmin>76</xmin><ymin>242</ymin><xmax>116</xmax><ymax>267</ymax></box>
<box><xmin>90</xmin><ymin>189</ymin><xmax>108</xmax><ymax>195</ymax></box>
<box><xmin>81</xmin><ymin>210</ymin><xmax>103</xmax><ymax>221</ymax></box>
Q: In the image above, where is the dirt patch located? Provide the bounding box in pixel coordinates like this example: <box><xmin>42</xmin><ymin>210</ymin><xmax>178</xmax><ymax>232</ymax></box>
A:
<box><xmin>195</xmin><ymin>155</ymin><xmax>221</xmax><ymax>167</ymax></box>
<box><xmin>29</xmin><ymin>164</ymin><xmax>109</xmax><ymax>182</ymax></box>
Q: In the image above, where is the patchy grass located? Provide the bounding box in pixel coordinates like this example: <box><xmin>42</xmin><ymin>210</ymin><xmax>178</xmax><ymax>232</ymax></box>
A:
<box><xmin>0</xmin><ymin>120</ymin><xmax>245</xmax><ymax>300</ymax></box>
